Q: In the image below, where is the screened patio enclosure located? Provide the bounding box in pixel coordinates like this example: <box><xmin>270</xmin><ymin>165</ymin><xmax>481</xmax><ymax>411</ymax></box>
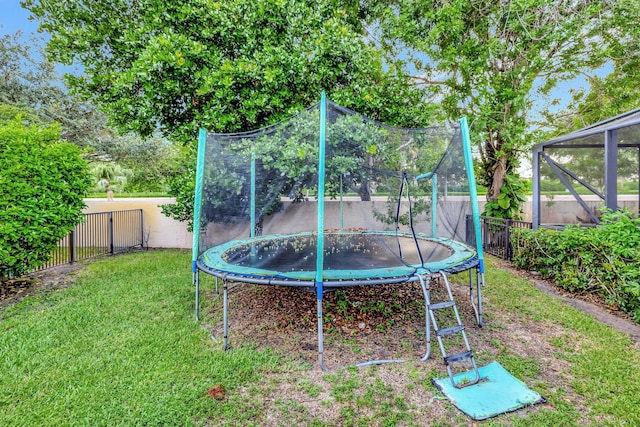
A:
<box><xmin>532</xmin><ymin>108</ymin><xmax>640</xmax><ymax>229</ymax></box>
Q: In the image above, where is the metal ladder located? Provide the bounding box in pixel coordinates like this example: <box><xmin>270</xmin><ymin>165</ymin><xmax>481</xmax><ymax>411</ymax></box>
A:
<box><xmin>425</xmin><ymin>272</ymin><xmax>480</xmax><ymax>389</ymax></box>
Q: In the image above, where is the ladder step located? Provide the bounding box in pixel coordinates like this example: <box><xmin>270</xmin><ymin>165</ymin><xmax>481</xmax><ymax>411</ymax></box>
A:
<box><xmin>436</xmin><ymin>325</ymin><xmax>464</xmax><ymax>337</ymax></box>
<box><xmin>444</xmin><ymin>351</ymin><xmax>473</xmax><ymax>365</ymax></box>
<box><xmin>428</xmin><ymin>301</ymin><xmax>455</xmax><ymax>310</ymax></box>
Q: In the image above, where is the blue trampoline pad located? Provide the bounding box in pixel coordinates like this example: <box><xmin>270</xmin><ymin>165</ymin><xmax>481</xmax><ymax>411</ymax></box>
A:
<box><xmin>432</xmin><ymin>361</ymin><xmax>545</xmax><ymax>420</ymax></box>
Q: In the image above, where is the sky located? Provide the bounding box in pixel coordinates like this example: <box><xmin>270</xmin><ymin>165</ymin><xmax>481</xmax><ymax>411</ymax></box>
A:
<box><xmin>0</xmin><ymin>1</ymin><xmax>37</xmax><ymax>38</ymax></box>
<box><xmin>1</xmin><ymin>1</ymin><xmax>83</xmax><ymax>76</ymax></box>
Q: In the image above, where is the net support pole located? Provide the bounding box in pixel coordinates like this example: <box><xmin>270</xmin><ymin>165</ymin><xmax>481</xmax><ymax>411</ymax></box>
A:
<box><xmin>339</xmin><ymin>175</ymin><xmax>344</xmax><ymax>229</ymax></box>
<box><xmin>223</xmin><ymin>280</ymin><xmax>229</xmax><ymax>350</ymax></box>
<box><xmin>532</xmin><ymin>145</ymin><xmax>541</xmax><ymax>230</ymax></box>
<box><xmin>192</xmin><ymin>128</ymin><xmax>207</xmax><ymax>321</ymax></box>
<box><xmin>316</xmin><ymin>91</ymin><xmax>328</xmax><ymax>371</ymax></box>
<box><xmin>459</xmin><ymin>117</ymin><xmax>484</xmax><ymax>326</ymax></box>
<box><xmin>604</xmin><ymin>129</ymin><xmax>619</xmax><ymax>211</ymax></box>
<box><xmin>431</xmin><ymin>173</ymin><xmax>438</xmax><ymax>238</ymax></box>
<box><xmin>250</xmin><ymin>153</ymin><xmax>256</xmax><ymax>238</ymax></box>
<box><xmin>418</xmin><ymin>274</ymin><xmax>432</xmax><ymax>361</ymax></box>
<box><xmin>249</xmin><ymin>153</ymin><xmax>258</xmax><ymax>260</ymax></box>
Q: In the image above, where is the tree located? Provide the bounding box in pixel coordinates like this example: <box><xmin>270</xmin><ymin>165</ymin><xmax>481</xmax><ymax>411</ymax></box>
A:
<box><xmin>2</xmin><ymin>30</ymin><xmax>183</xmax><ymax>194</ymax></box>
<box><xmin>88</xmin><ymin>162</ymin><xmax>134</xmax><ymax>194</ymax></box>
<box><xmin>24</xmin><ymin>0</ymin><xmax>433</xmax><ymax>224</ymax></box>
<box><xmin>372</xmin><ymin>0</ymin><xmax>639</xmax><ymax>218</ymax></box>
<box><xmin>87</xmin><ymin>133</ymin><xmax>182</xmax><ymax>193</ymax></box>
<box><xmin>544</xmin><ymin>0</ymin><xmax>640</xmax><ymax>133</ymax></box>
<box><xmin>0</xmin><ymin>104</ymin><xmax>91</xmax><ymax>280</ymax></box>
<box><xmin>24</xmin><ymin>0</ymin><xmax>431</xmax><ymax>141</ymax></box>
<box><xmin>0</xmin><ymin>32</ymin><xmax>64</xmax><ymax>108</ymax></box>
<box><xmin>0</xmin><ymin>31</ymin><xmax>108</xmax><ymax>148</ymax></box>
<box><xmin>531</xmin><ymin>0</ymin><xmax>640</xmax><ymax>203</ymax></box>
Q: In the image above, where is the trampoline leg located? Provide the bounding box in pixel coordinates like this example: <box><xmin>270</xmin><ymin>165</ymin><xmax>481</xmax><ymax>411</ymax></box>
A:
<box><xmin>468</xmin><ymin>269</ymin><xmax>478</xmax><ymax>325</ymax></box>
<box><xmin>476</xmin><ymin>271</ymin><xmax>484</xmax><ymax>327</ymax></box>
<box><xmin>317</xmin><ymin>298</ymin><xmax>328</xmax><ymax>371</ymax></box>
<box><xmin>223</xmin><ymin>280</ymin><xmax>230</xmax><ymax>351</ymax></box>
<box><xmin>418</xmin><ymin>274</ymin><xmax>432</xmax><ymax>361</ymax></box>
<box><xmin>468</xmin><ymin>268</ymin><xmax>484</xmax><ymax>327</ymax></box>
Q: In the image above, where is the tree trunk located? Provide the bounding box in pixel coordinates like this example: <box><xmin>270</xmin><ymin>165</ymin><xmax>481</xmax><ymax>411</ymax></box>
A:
<box><xmin>358</xmin><ymin>180</ymin><xmax>372</xmax><ymax>201</ymax></box>
<box><xmin>487</xmin><ymin>155</ymin><xmax>507</xmax><ymax>202</ymax></box>
<box><xmin>357</xmin><ymin>153</ymin><xmax>374</xmax><ymax>201</ymax></box>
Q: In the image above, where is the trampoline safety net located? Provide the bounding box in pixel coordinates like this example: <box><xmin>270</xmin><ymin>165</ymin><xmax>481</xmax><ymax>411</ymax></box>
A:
<box><xmin>192</xmin><ymin>95</ymin><xmax>484</xmax><ymax>281</ymax></box>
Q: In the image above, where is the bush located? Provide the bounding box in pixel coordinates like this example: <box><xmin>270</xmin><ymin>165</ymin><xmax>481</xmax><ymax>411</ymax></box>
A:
<box><xmin>511</xmin><ymin>209</ymin><xmax>640</xmax><ymax>322</ymax></box>
<box><xmin>0</xmin><ymin>105</ymin><xmax>91</xmax><ymax>280</ymax></box>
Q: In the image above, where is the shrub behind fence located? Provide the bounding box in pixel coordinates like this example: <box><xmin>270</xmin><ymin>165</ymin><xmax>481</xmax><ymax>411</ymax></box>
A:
<box><xmin>35</xmin><ymin>209</ymin><xmax>144</xmax><ymax>271</ymax></box>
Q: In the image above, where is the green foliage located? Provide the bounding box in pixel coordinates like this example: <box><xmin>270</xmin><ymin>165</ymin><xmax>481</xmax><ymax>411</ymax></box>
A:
<box><xmin>2</xmin><ymin>30</ymin><xmax>180</xmax><ymax>194</ymax></box>
<box><xmin>511</xmin><ymin>209</ymin><xmax>640</xmax><ymax>322</ymax></box>
<box><xmin>101</xmin><ymin>135</ymin><xmax>183</xmax><ymax>193</ymax></box>
<box><xmin>24</xmin><ymin>0</ymin><xmax>431</xmax><ymax>142</ymax></box>
<box><xmin>24</xmin><ymin>0</ymin><xmax>434</xmax><ymax>223</ymax></box>
<box><xmin>0</xmin><ymin>104</ymin><xmax>91</xmax><ymax>279</ymax></box>
<box><xmin>161</xmin><ymin>164</ymin><xmax>196</xmax><ymax>225</ymax></box>
<box><xmin>88</xmin><ymin>162</ymin><xmax>134</xmax><ymax>194</ymax></box>
<box><xmin>372</xmin><ymin>196</ymin><xmax>431</xmax><ymax>228</ymax></box>
<box><xmin>165</xmin><ymin>103</ymin><xmax>442</xmax><ymax>231</ymax></box>
<box><xmin>0</xmin><ymin>31</ymin><xmax>109</xmax><ymax>149</ymax></box>
<box><xmin>373</xmin><ymin>0</ymin><xmax>639</xmax><ymax>218</ymax></box>
<box><xmin>543</xmin><ymin>1</ymin><xmax>640</xmax><ymax>131</ymax></box>
<box><xmin>482</xmin><ymin>173</ymin><xmax>527</xmax><ymax>219</ymax></box>
<box><xmin>0</xmin><ymin>32</ymin><xmax>65</xmax><ymax>110</ymax></box>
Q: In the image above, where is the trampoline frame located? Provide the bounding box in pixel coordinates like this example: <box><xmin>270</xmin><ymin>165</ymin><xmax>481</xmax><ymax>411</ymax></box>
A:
<box><xmin>195</xmin><ymin>260</ymin><xmax>483</xmax><ymax>370</ymax></box>
<box><xmin>198</xmin><ymin>231</ymin><xmax>478</xmax><ymax>283</ymax></box>
<box><xmin>195</xmin><ymin>232</ymin><xmax>483</xmax><ymax>369</ymax></box>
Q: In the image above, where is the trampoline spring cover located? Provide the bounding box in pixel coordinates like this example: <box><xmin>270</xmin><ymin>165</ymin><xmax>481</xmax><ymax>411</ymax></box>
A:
<box><xmin>199</xmin><ymin>230</ymin><xmax>477</xmax><ymax>282</ymax></box>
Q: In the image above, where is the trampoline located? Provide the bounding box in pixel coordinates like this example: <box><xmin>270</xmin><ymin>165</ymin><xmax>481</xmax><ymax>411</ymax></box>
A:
<box><xmin>191</xmin><ymin>93</ymin><xmax>486</xmax><ymax>369</ymax></box>
<box><xmin>198</xmin><ymin>231</ymin><xmax>478</xmax><ymax>285</ymax></box>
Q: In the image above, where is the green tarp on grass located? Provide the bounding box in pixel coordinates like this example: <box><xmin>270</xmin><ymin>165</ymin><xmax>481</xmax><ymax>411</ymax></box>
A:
<box><xmin>432</xmin><ymin>361</ymin><xmax>545</xmax><ymax>420</ymax></box>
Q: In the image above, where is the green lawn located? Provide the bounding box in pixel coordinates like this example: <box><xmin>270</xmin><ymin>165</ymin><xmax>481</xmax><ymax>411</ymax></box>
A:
<box><xmin>1</xmin><ymin>251</ymin><xmax>639</xmax><ymax>426</ymax></box>
<box><xmin>0</xmin><ymin>251</ymin><xmax>284</xmax><ymax>426</ymax></box>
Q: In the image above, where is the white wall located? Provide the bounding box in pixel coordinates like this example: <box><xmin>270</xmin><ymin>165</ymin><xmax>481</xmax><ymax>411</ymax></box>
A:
<box><xmin>84</xmin><ymin>198</ymin><xmax>193</xmax><ymax>249</ymax></box>
<box><xmin>84</xmin><ymin>195</ymin><xmax>638</xmax><ymax>248</ymax></box>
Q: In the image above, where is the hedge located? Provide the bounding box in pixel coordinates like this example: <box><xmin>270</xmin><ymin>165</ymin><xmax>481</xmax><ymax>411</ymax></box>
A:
<box><xmin>0</xmin><ymin>105</ymin><xmax>91</xmax><ymax>280</ymax></box>
<box><xmin>511</xmin><ymin>209</ymin><xmax>640</xmax><ymax>322</ymax></box>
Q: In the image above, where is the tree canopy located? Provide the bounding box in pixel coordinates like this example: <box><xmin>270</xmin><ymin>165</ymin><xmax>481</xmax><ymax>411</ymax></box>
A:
<box><xmin>0</xmin><ymin>31</ymin><xmax>109</xmax><ymax>148</ymax></box>
<box><xmin>371</xmin><ymin>0</ymin><xmax>640</xmax><ymax>217</ymax></box>
<box><xmin>24</xmin><ymin>0</ymin><xmax>434</xmax><ymax>223</ymax></box>
<box><xmin>24</xmin><ymin>0</ymin><xmax>640</xmax><ymax>220</ymax></box>
<box><xmin>24</xmin><ymin>0</ymin><xmax>432</xmax><ymax>143</ymax></box>
<box><xmin>2</xmin><ymin>29</ymin><xmax>185</xmax><ymax>194</ymax></box>
<box><xmin>544</xmin><ymin>0</ymin><xmax>640</xmax><ymax>134</ymax></box>
<box><xmin>0</xmin><ymin>32</ymin><xmax>63</xmax><ymax>108</ymax></box>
